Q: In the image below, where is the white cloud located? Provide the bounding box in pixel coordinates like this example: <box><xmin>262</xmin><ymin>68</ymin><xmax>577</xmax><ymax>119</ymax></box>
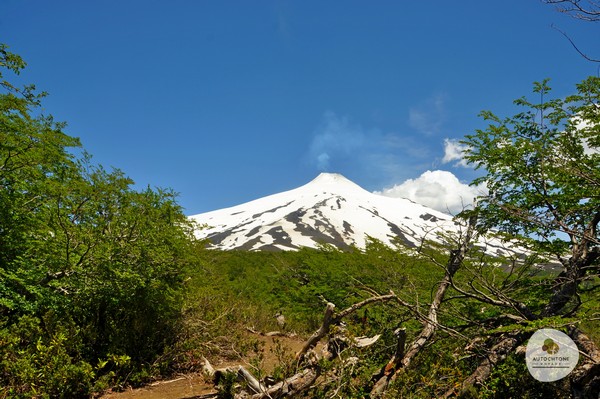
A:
<box><xmin>375</xmin><ymin>170</ymin><xmax>486</xmax><ymax>214</ymax></box>
<box><xmin>442</xmin><ymin>138</ymin><xmax>470</xmax><ymax>167</ymax></box>
<box><xmin>408</xmin><ymin>93</ymin><xmax>446</xmax><ymax>136</ymax></box>
<box><xmin>574</xmin><ymin>118</ymin><xmax>599</xmax><ymax>156</ymax></box>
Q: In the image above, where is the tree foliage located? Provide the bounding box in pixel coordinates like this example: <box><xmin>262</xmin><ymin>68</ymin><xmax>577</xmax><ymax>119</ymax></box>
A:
<box><xmin>2</xmin><ymin>42</ymin><xmax>598</xmax><ymax>398</ymax></box>
<box><xmin>462</xmin><ymin>77</ymin><xmax>599</xmax><ymax>317</ymax></box>
<box><xmin>0</xmin><ymin>44</ymin><xmax>199</xmax><ymax>397</ymax></box>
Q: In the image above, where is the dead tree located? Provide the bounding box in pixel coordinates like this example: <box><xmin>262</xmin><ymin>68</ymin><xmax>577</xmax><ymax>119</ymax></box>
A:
<box><xmin>296</xmin><ymin>293</ymin><xmax>396</xmax><ymax>363</ymax></box>
<box><xmin>371</xmin><ymin>207</ymin><xmax>599</xmax><ymax>397</ymax></box>
<box><xmin>370</xmin><ymin>216</ymin><xmax>477</xmax><ymax>396</ymax></box>
<box><xmin>203</xmin><ymin>293</ymin><xmax>397</xmax><ymax>398</ymax></box>
<box><xmin>442</xmin><ymin>333</ymin><xmax>523</xmax><ymax>398</ymax></box>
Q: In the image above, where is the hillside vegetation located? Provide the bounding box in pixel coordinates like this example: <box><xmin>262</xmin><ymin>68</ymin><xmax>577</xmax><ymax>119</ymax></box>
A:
<box><xmin>1</xmin><ymin>45</ymin><xmax>599</xmax><ymax>398</ymax></box>
<box><xmin>182</xmin><ymin>240</ymin><xmax>599</xmax><ymax>398</ymax></box>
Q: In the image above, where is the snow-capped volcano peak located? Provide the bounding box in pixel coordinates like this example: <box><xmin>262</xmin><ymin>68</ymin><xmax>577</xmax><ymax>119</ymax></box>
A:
<box><xmin>294</xmin><ymin>172</ymin><xmax>375</xmax><ymax>200</ymax></box>
<box><xmin>306</xmin><ymin>172</ymin><xmax>366</xmax><ymax>192</ymax></box>
<box><xmin>189</xmin><ymin>173</ymin><xmax>517</xmax><ymax>255</ymax></box>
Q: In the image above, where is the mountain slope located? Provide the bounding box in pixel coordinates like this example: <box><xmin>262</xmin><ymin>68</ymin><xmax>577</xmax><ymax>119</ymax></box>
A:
<box><xmin>189</xmin><ymin>173</ymin><xmax>519</xmax><ymax>255</ymax></box>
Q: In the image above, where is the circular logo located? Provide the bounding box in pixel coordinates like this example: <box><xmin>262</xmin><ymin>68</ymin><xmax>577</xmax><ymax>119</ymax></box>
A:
<box><xmin>526</xmin><ymin>328</ymin><xmax>579</xmax><ymax>382</ymax></box>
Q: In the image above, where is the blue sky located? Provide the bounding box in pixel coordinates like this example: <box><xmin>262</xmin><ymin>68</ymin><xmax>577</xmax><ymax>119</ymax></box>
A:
<box><xmin>1</xmin><ymin>1</ymin><xmax>598</xmax><ymax>214</ymax></box>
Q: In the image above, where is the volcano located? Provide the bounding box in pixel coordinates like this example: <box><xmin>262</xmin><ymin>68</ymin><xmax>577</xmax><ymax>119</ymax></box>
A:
<box><xmin>189</xmin><ymin>173</ymin><xmax>520</xmax><ymax>256</ymax></box>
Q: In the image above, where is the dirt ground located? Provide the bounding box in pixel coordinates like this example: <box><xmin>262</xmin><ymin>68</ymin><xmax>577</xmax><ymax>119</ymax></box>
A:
<box><xmin>100</xmin><ymin>333</ymin><xmax>308</xmax><ymax>399</ymax></box>
<box><xmin>100</xmin><ymin>375</ymin><xmax>215</xmax><ymax>399</ymax></box>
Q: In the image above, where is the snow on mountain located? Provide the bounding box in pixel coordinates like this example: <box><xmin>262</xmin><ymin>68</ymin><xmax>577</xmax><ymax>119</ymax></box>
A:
<box><xmin>189</xmin><ymin>173</ymin><xmax>516</xmax><ymax>255</ymax></box>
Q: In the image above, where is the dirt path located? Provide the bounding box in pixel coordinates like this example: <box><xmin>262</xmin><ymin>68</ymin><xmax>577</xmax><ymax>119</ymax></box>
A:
<box><xmin>100</xmin><ymin>333</ymin><xmax>308</xmax><ymax>399</ymax></box>
<box><xmin>100</xmin><ymin>374</ymin><xmax>215</xmax><ymax>399</ymax></box>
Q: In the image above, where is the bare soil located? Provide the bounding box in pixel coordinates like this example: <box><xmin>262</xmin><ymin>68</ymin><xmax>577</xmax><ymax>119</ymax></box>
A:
<box><xmin>100</xmin><ymin>332</ymin><xmax>308</xmax><ymax>399</ymax></box>
<box><xmin>100</xmin><ymin>375</ymin><xmax>214</xmax><ymax>399</ymax></box>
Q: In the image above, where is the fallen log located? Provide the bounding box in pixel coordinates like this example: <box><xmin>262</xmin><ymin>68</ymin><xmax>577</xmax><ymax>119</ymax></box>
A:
<box><xmin>206</xmin><ymin>294</ymin><xmax>398</xmax><ymax>398</ymax></box>
<box><xmin>242</xmin><ymin>367</ymin><xmax>320</xmax><ymax>399</ymax></box>
<box><xmin>237</xmin><ymin>366</ymin><xmax>267</xmax><ymax>394</ymax></box>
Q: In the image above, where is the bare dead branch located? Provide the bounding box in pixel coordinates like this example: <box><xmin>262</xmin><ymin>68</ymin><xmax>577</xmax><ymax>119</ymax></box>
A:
<box><xmin>296</xmin><ymin>294</ymin><xmax>398</xmax><ymax>363</ymax></box>
<box><xmin>295</xmin><ymin>302</ymin><xmax>335</xmax><ymax>363</ymax></box>
<box><xmin>370</xmin><ymin>327</ymin><xmax>406</xmax><ymax>396</ymax></box>
<box><xmin>371</xmin><ymin>216</ymin><xmax>478</xmax><ymax>396</ymax></box>
<box><xmin>551</xmin><ymin>24</ymin><xmax>600</xmax><ymax>62</ymax></box>
<box><xmin>333</xmin><ymin>293</ymin><xmax>397</xmax><ymax>321</ymax></box>
<box><xmin>544</xmin><ymin>0</ymin><xmax>600</xmax><ymax>21</ymax></box>
<box><xmin>443</xmin><ymin>334</ymin><xmax>523</xmax><ymax>398</ymax></box>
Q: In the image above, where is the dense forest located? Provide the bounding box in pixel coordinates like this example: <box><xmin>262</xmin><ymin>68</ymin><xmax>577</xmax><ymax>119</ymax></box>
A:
<box><xmin>1</xmin><ymin>18</ymin><xmax>599</xmax><ymax>399</ymax></box>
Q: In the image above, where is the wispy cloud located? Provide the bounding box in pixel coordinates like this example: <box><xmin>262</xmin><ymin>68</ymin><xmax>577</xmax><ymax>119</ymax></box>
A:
<box><xmin>307</xmin><ymin>111</ymin><xmax>436</xmax><ymax>189</ymax></box>
<box><xmin>308</xmin><ymin>112</ymin><xmax>369</xmax><ymax>171</ymax></box>
<box><xmin>408</xmin><ymin>93</ymin><xmax>447</xmax><ymax>136</ymax></box>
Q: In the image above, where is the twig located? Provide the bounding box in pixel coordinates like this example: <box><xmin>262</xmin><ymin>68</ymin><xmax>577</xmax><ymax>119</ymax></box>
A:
<box><xmin>551</xmin><ymin>24</ymin><xmax>600</xmax><ymax>63</ymax></box>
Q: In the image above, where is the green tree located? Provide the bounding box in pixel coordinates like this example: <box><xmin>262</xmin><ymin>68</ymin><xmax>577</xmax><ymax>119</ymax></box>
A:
<box><xmin>463</xmin><ymin>77</ymin><xmax>599</xmax><ymax>317</ymax></box>
<box><xmin>0</xmin><ymin>44</ymin><xmax>199</xmax><ymax>397</ymax></box>
<box><xmin>449</xmin><ymin>77</ymin><xmax>600</xmax><ymax>397</ymax></box>
<box><xmin>0</xmin><ymin>44</ymin><xmax>81</xmax><ymax>316</ymax></box>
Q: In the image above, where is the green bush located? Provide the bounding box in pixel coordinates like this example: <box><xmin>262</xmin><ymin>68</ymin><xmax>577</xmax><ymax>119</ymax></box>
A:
<box><xmin>0</xmin><ymin>316</ymin><xmax>93</xmax><ymax>398</ymax></box>
<box><xmin>0</xmin><ymin>45</ymin><xmax>199</xmax><ymax>397</ymax></box>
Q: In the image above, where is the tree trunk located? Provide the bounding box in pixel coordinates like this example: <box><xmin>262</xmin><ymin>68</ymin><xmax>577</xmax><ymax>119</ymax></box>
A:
<box><xmin>443</xmin><ymin>334</ymin><xmax>523</xmax><ymax>398</ymax></box>
<box><xmin>569</xmin><ymin>327</ymin><xmax>600</xmax><ymax>399</ymax></box>
<box><xmin>296</xmin><ymin>302</ymin><xmax>335</xmax><ymax>363</ymax></box>
<box><xmin>370</xmin><ymin>328</ymin><xmax>406</xmax><ymax>396</ymax></box>
<box><xmin>371</xmin><ymin>220</ymin><xmax>476</xmax><ymax>396</ymax></box>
